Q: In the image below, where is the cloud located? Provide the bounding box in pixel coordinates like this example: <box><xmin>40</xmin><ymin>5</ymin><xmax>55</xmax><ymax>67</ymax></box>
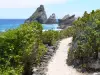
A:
<box><xmin>0</xmin><ymin>0</ymin><xmax>68</xmax><ymax>8</ymax></box>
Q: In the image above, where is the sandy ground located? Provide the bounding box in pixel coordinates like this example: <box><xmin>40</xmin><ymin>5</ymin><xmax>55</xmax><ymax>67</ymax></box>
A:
<box><xmin>46</xmin><ymin>37</ymin><xmax>88</xmax><ymax>75</ymax></box>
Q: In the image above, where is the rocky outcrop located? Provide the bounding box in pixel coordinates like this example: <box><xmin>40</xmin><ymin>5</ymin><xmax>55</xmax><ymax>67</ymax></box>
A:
<box><xmin>58</xmin><ymin>14</ymin><xmax>76</xmax><ymax>29</ymax></box>
<box><xmin>32</xmin><ymin>41</ymin><xmax>59</xmax><ymax>75</ymax></box>
<box><xmin>45</xmin><ymin>13</ymin><xmax>57</xmax><ymax>24</ymax></box>
<box><xmin>25</xmin><ymin>5</ymin><xmax>47</xmax><ymax>24</ymax></box>
<box><xmin>25</xmin><ymin>5</ymin><xmax>76</xmax><ymax>25</ymax></box>
<box><xmin>62</xmin><ymin>14</ymin><xmax>70</xmax><ymax>20</ymax></box>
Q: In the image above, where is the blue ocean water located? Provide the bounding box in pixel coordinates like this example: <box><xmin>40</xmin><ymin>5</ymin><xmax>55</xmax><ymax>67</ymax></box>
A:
<box><xmin>0</xmin><ymin>19</ymin><xmax>58</xmax><ymax>32</ymax></box>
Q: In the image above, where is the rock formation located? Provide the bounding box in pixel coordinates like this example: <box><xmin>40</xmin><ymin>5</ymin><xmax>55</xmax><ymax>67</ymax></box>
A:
<box><xmin>58</xmin><ymin>14</ymin><xmax>76</xmax><ymax>29</ymax></box>
<box><xmin>45</xmin><ymin>13</ymin><xmax>57</xmax><ymax>24</ymax></box>
<box><xmin>62</xmin><ymin>14</ymin><xmax>70</xmax><ymax>20</ymax></box>
<box><xmin>25</xmin><ymin>5</ymin><xmax>47</xmax><ymax>24</ymax></box>
<box><xmin>25</xmin><ymin>5</ymin><xmax>76</xmax><ymax>25</ymax></box>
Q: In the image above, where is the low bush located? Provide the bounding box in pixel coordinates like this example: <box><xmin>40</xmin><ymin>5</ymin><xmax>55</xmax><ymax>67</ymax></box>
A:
<box><xmin>0</xmin><ymin>22</ymin><xmax>47</xmax><ymax>75</ymax></box>
<box><xmin>67</xmin><ymin>10</ymin><xmax>100</xmax><ymax>70</ymax></box>
<box><xmin>42</xmin><ymin>30</ymin><xmax>60</xmax><ymax>46</ymax></box>
<box><xmin>59</xmin><ymin>26</ymin><xmax>75</xmax><ymax>39</ymax></box>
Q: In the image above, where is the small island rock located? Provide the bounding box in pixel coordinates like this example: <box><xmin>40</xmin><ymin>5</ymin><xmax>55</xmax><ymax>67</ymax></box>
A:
<box><xmin>58</xmin><ymin>14</ymin><xmax>76</xmax><ymax>29</ymax></box>
<box><xmin>25</xmin><ymin>5</ymin><xmax>47</xmax><ymax>24</ymax></box>
<box><xmin>45</xmin><ymin>13</ymin><xmax>57</xmax><ymax>24</ymax></box>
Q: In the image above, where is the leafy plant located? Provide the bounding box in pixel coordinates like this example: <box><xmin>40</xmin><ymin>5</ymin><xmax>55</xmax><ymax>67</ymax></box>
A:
<box><xmin>42</xmin><ymin>30</ymin><xmax>60</xmax><ymax>46</ymax></box>
<box><xmin>67</xmin><ymin>9</ymin><xmax>100</xmax><ymax>70</ymax></box>
<box><xmin>0</xmin><ymin>22</ymin><xmax>47</xmax><ymax>75</ymax></box>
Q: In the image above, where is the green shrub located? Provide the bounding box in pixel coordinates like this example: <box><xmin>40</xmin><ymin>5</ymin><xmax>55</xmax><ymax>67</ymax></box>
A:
<box><xmin>0</xmin><ymin>22</ymin><xmax>47</xmax><ymax>75</ymax></box>
<box><xmin>67</xmin><ymin>9</ymin><xmax>100</xmax><ymax>69</ymax></box>
<box><xmin>59</xmin><ymin>26</ymin><xmax>75</xmax><ymax>39</ymax></box>
<box><xmin>42</xmin><ymin>30</ymin><xmax>60</xmax><ymax>46</ymax></box>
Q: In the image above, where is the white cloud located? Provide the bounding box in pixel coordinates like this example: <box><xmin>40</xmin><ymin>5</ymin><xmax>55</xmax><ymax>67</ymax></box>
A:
<box><xmin>0</xmin><ymin>0</ymin><xmax>68</xmax><ymax>8</ymax></box>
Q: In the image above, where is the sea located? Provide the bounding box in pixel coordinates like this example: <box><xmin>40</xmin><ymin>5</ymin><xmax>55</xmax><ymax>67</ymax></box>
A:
<box><xmin>0</xmin><ymin>19</ymin><xmax>59</xmax><ymax>32</ymax></box>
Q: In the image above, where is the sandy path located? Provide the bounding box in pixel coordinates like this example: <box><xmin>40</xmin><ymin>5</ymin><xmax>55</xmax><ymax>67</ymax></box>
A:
<box><xmin>46</xmin><ymin>37</ymin><xmax>87</xmax><ymax>75</ymax></box>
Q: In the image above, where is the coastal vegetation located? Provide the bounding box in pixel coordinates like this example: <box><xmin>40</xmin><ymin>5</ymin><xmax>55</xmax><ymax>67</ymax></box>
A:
<box><xmin>0</xmin><ymin>22</ymin><xmax>46</xmax><ymax>75</ymax></box>
<box><xmin>42</xmin><ymin>30</ymin><xmax>60</xmax><ymax>46</ymax></box>
<box><xmin>0</xmin><ymin>22</ymin><xmax>60</xmax><ymax>75</ymax></box>
<box><xmin>67</xmin><ymin>9</ymin><xmax>100</xmax><ymax>71</ymax></box>
<box><xmin>0</xmin><ymin>8</ymin><xmax>100</xmax><ymax>75</ymax></box>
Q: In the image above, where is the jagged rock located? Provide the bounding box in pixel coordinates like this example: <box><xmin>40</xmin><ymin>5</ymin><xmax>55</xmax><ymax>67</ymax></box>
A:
<box><xmin>32</xmin><ymin>41</ymin><xmax>59</xmax><ymax>75</ymax></box>
<box><xmin>88</xmin><ymin>60</ymin><xmax>100</xmax><ymax>70</ymax></box>
<box><xmin>62</xmin><ymin>14</ymin><xmax>70</xmax><ymax>20</ymax></box>
<box><xmin>92</xmin><ymin>73</ymin><xmax>100</xmax><ymax>75</ymax></box>
<box><xmin>58</xmin><ymin>14</ymin><xmax>76</xmax><ymax>29</ymax></box>
<box><xmin>45</xmin><ymin>13</ymin><xmax>57</xmax><ymax>24</ymax></box>
<box><xmin>25</xmin><ymin>5</ymin><xmax>47</xmax><ymax>24</ymax></box>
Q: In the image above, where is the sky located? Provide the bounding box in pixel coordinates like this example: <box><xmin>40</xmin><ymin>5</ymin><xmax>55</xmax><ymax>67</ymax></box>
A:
<box><xmin>0</xmin><ymin>0</ymin><xmax>100</xmax><ymax>19</ymax></box>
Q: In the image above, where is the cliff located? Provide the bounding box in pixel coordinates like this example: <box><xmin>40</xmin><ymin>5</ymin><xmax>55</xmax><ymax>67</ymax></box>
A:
<box><xmin>58</xmin><ymin>15</ymin><xmax>76</xmax><ymax>29</ymax></box>
<box><xmin>45</xmin><ymin>13</ymin><xmax>57</xmax><ymax>24</ymax></box>
<box><xmin>25</xmin><ymin>5</ymin><xmax>47</xmax><ymax>24</ymax></box>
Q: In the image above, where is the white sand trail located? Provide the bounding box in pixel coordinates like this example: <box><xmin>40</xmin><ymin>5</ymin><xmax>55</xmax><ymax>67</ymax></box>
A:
<box><xmin>46</xmin><ymin>37</ymin><xmax>87</xmax><ymax>75</ymax></box>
